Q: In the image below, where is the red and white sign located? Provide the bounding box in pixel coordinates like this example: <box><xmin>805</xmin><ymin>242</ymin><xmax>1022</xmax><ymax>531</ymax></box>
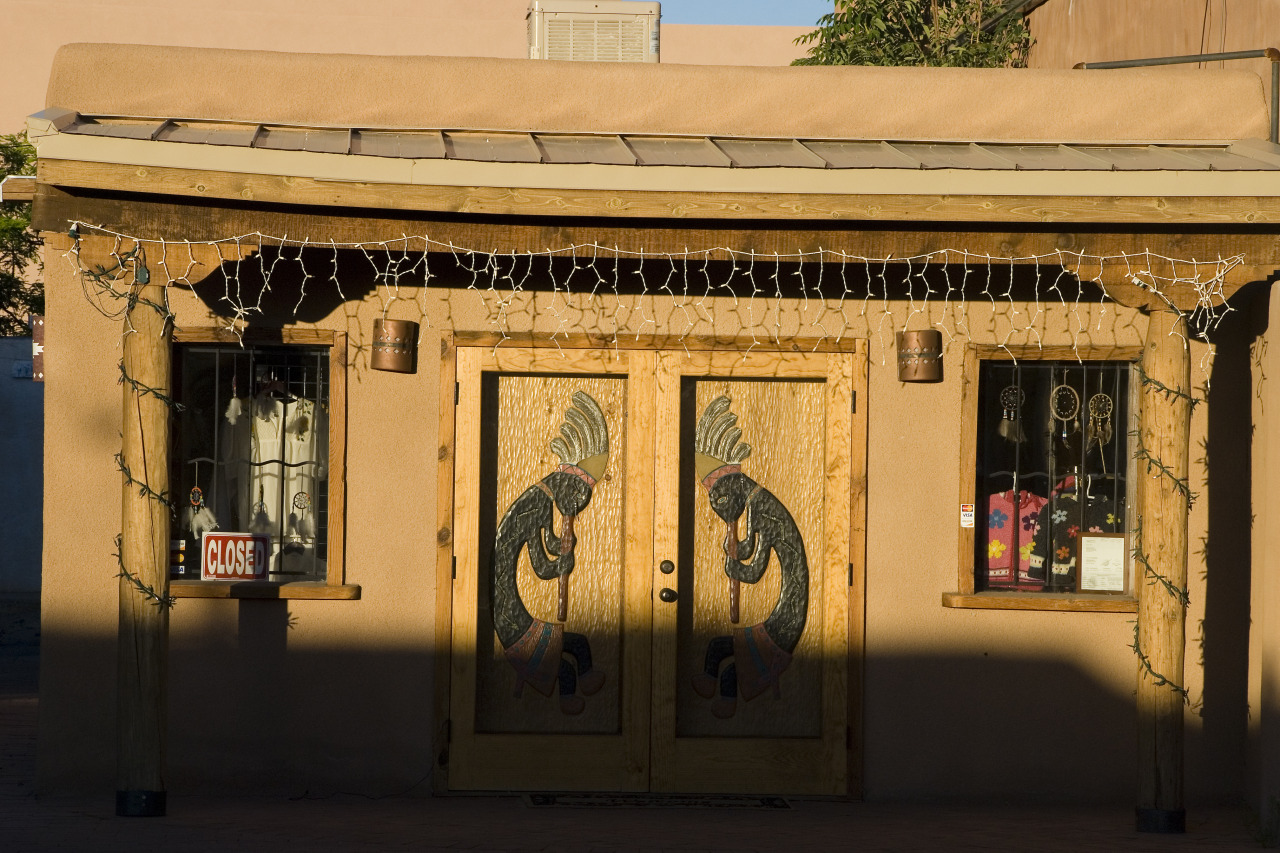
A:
<box><xmin>201</xmin><ymin>532</ymin><xmax>271</xmax><ymax>580</ymax></box>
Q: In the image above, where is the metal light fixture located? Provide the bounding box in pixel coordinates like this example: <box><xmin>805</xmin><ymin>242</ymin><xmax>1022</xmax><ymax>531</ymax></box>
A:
<box><xmin>896</xmin><ymin>329</ymin><xmax>943</xmax><ymax>382</ymax></box>
<box><xmin>370</xmin><ymin>318</ymin><xmax>419</xmax><ymax>373</ymax></box>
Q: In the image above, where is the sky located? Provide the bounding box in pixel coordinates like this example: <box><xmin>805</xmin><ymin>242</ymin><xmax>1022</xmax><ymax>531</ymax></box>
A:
<box><xmin>657</xmin><ymin>0</ymin><xmax>834</xmax><ymax>27</ymax></box>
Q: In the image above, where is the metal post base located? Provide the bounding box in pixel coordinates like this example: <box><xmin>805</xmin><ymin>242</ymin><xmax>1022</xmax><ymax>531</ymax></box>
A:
<box><xmin>1136</xmin><ymin>807</ymin><xmax>1185</xmax><ymax>833</ymax></box>
<box><xmin>116</xmin><ymin>790</ymin><xmax>166</xmax><ymax>817</ymax></box>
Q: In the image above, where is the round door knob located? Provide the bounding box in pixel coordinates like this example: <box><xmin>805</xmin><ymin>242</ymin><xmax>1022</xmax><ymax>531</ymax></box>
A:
<box><xmin>659</xmin><ymin>560</ymin><xmax>675</xmax><ymax>575</ymax></box>
<box><xmin>658</xmin><ymin>587</ymin><xmax>678</xmax><ymax>603</ymax></box>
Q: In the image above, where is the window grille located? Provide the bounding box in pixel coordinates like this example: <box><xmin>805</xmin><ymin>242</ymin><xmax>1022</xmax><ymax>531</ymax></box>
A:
<box><xmin>975</xmin><ymin>360</ymin><xmax>1131</xmax><ymax>593</ymax></box>
<box><xmin>172</xmin><ymin>344</ymin><xmax>330</xmax><ymax>582</ymax></box>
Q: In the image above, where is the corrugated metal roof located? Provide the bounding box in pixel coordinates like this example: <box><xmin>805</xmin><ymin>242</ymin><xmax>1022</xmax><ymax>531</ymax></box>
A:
<box><xmin>54</xmin><ymin>112</ymin><xmax>1280</xmax><ymax>172</ymax></box>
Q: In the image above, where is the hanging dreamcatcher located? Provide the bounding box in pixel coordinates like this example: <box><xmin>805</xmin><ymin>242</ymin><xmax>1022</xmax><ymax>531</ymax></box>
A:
<box><xmin>184</xmin><ymin>463</ymin><xmax>218</xmax><ymax>538</ymax></box>
<box><xmin>1050</xmin><ymin>383</ymin><xmax>1080</xmax><ymax>441</ymax></box>
<box><xmin>250</xmin><ymin>484</ymin><xmax>271</xmax><ymax>533</ymax></box>
<box><xmin>1087</xmin><ymin>392</ymin><xmax>1114</xmax><ymax>474</ymax></box>
<box><xmin>998</xmin><ymin>385</ymin><xmax>1026</xmax><ymax>443</ymax></box>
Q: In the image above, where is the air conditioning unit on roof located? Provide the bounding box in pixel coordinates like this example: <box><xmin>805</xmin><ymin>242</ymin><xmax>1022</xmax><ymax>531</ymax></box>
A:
<box><xmin>529</xmin><ymin>1</ymin><xmax>660</xmax><ymax>63</ymax></box>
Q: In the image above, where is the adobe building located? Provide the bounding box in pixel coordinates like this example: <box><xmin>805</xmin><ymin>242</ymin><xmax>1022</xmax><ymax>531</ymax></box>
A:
<box><xmin>24</xmin><ymin>42</ymin><xmax>1280</xmax><ymax>833</ymax></box>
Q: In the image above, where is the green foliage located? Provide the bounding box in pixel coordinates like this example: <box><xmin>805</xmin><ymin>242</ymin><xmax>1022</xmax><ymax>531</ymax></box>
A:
<box><xmin>0</xmin><ymin>131</ymin><xmax>42</xmax><ymax>337</ymax></box>
<box><xmin>793</xmin><ymin>0</ymin><xmax>1031</xmax><ymax>68</ymax></box>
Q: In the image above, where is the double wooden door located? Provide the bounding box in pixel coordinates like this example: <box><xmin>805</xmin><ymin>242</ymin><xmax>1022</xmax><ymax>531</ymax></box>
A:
<box><xmin>448</xmin><ymin>344</ymin><xmax>864</xmax><ymax>794</ymax></box>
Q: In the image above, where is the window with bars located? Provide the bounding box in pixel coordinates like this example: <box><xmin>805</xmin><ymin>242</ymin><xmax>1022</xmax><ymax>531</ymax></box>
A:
<box><xmin>955</xmin><ymin>346</ymin><xmax>1139</xmax><ymax>607</ymax></box>
<box><xmin>170</xmin><ymin>331</ymin><xmax>346</xmax><ymax>588</ymax></box>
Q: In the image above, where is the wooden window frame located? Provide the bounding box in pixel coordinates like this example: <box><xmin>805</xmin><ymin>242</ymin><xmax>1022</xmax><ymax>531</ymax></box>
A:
<box><xmin>169</xmin><ymin>327</ymin><xmax>357</xmax><ymax>600</ymax></box>
<box><xmin>943</xmin><ymin>343</ymin><xmax>1140</xmax><ymax>613</ymax></box>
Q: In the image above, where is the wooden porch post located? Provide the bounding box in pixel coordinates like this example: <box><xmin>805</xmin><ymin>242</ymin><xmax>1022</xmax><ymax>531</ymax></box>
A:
<box><xmin>1134</xmin><ymin>307</ymin><xmax>1191</xmax><ymax>833</ymax></box>
<box><xmin>116</xmin><ymin>264</ymin><xmax>172</xmax><ymax>817</ymax></box>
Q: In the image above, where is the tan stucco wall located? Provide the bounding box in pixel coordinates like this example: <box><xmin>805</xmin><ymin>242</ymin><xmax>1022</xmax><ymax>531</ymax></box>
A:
<box><xmin>1251</xmin><ymin>281</ymin><xmax>1280</xmax><ymax>834</ymax></box>
<box><xmin>43</xmin><ymin>44</ymin><xmax>1272</xmax><ymax>143</ymax></box>
<box><xmin>1029</xmin><ymin>0</ymin><xmax>1280</xmax><ymax>83</ymax></box>
<box><xmin>37</xmin><ymin>233</ymin><xmax>1254</xmax><ymax>802</ymax></box>
<box><xmin>0</xmin><ymin>0</ymin><xmax>810</xmax><ymax>136</ymax></box>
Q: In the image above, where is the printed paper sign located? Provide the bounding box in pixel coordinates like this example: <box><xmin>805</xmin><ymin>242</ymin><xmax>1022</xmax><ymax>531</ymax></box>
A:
<box><xmin>960</xmin><ymin>504</ymin><xmax>975</xmax><ymax>528</ymax></box>
<box><xmin>1079</xmin><ymin>534</ymin><xmax>1127</xmax><ymax>593</ymax></box>
<box><xmin>201</xmin><ymin>532</ymin><xmax>271</xmax><ymax>581</ymax></box>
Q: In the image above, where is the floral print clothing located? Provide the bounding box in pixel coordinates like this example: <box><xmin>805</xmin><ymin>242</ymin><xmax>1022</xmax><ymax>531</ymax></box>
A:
<box><xmin>1028</xmin><ymin>493</ymin><xmax>1122</xmax><ymax>592</ymax></box>
<box><xmin>985</xmin><ymin>490</ymin><xmax>1048</xmax><ymax>590</ymax></box>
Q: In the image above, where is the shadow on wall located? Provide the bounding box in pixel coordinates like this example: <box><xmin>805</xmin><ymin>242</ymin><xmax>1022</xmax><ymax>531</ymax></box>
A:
<box><xmin>1191</xmin><ymin>279</ymin><xmax>1264</xmax><ymax>804</ymax></box>
<box><xmin>0</xmin><ymin>337</ymin><xmax>43</xmax><ymax>593</ymax></box>
<box><xmin>42</xmin><ymin>617</ymin><xmax>1174</xmax><ymax>804</ymax></box>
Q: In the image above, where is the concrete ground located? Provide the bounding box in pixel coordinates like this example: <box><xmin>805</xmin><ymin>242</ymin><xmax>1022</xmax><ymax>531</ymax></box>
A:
<box><xmin>0</xmin><ymin>595</ymin><xmax>1267</xmax><ymax>852</ymax></box>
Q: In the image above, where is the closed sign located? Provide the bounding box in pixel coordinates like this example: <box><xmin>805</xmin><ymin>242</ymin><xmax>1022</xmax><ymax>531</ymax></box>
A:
<box><xmin>201</xmin><ymin>532</ymin><xmax>271</xmax><ymax>580</ymax></box>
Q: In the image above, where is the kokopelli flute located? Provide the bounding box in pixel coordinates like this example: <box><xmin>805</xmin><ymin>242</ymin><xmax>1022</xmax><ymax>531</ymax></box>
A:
<box><xmin>558</xmin><ymin>514</ymin><xmax>575</xmax><ymax>622</ymax></box>
<box><xmin>727</xmin><ymin>517</ymin><xmax>740</xmax><ymax>624</ymax></box>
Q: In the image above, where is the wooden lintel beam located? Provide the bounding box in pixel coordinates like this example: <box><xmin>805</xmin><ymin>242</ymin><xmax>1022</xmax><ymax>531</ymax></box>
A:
<box><xmin>34</xmin><ymin>185</ymin><xmax>1278</xmax><ymax>309</ymax></box>
<box><xmin>0</xmin><ymin>175</ymin><xmax>35</xmax><ymax>203</ymax></box>
<box><xmin>37</xmin><ymin>157</ymin><xmax>1280</xmax><ymax>227</ymax></box>
<box><xmin>34</xmin><ymin>184</ymin><xmax>1280</xmax><ymax>263</ymax></box>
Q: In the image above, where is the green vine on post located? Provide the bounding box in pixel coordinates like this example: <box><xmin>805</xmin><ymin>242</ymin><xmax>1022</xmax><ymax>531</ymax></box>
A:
<box><xmin>113</xmin><ymin>534</ymin><xmax>175</xmax><ymax>610</ymax></box>
<box><xmin>1131</xmin><ymin>518</ymin><xmax>1191</xmax><ymax>608</ymax></box>
<box><xmin>1131</xmin><ymin>429</ymin><xmax>1198</xmax><ymax>508</ymax></box>
<box><xmin>1130</xmin><ymin>621</ymin><xmax>1189</xmax><ymax>703</ymax></box>
<box><xmin>1136</xmin><ymin>362</ymin><xmax>1202</xmax><ymax>411</ymax></box>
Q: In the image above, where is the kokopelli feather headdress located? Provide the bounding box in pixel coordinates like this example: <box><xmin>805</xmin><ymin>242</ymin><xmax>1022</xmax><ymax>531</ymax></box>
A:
<box><xmin>550</xmin><ymin>391</ymin><xmax>610</xmax><ymax>484</ymax></box>
<box><xmin>694</xmin><ymin>395</ymin><xmax>751</xmax><ymax>487</ymax></box>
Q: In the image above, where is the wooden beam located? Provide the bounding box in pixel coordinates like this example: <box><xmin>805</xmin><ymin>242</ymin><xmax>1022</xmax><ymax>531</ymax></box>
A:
<box><xmin>116</xmin><ymin>248</ymin><xmax>172</xmax><ymax>817</ymax></box>
<box><xmin>32</xmin><ymin>183</ymin><xmax>1280</xmax><ymax>274</ymax></box>
<box><xmin>36</xmin><ymin>158</ymin><xmax>1280</xmax><ymax>226</ymax></box>
<box><xmin>0</xmin><ymin>175</ymin><xmax>35</xmax><ymax>202</ymax></box>
<box><xmin>1134</xmin><ymin>308</ymin><xmax>1192</xmax><ymax>833</ymax></box>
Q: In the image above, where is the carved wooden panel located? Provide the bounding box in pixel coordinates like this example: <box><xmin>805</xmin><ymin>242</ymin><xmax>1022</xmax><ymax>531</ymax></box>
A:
<box><xmin>677</xmin><ymin>379</ymin><xmax>825</xmax><ymax>738</ymax></box>
<box><xmin>475</xmin><ymin>375</ymin><xmax>627</xmax><ymax>735</ymax></box>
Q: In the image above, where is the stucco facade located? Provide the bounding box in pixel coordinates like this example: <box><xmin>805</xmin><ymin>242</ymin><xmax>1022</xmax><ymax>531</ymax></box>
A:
<box><xmin>22</xmin><ymin>43</ymin><xmax>1280</xmax><ymax>836</ymax></box>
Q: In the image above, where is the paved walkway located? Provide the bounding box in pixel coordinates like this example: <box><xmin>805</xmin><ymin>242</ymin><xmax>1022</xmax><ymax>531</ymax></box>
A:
<box><xmin>0</xmin><ymin>597</ymin><xmax>1267</xmax><ymax>852</ymax></box>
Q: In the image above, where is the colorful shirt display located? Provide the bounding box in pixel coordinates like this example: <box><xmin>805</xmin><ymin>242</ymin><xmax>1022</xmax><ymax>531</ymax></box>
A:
<box><xmin>985</xmin><ymin>489</ymin><xmax>1048</xmax><ymax>590</ymax></box>
<box><xmin>1028</xmin><ymin>492</ymin><xmax>1123</xmax><ymax>592</ymax></box>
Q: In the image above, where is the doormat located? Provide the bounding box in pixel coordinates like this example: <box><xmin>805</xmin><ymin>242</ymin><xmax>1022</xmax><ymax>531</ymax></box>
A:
<box><xmin>523</xmin><ymin>793</ymin><xmax>790</xmax><ymax>809</ymax></box>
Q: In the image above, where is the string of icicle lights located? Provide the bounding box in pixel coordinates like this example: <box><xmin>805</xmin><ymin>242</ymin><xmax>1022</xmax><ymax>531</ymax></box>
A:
<box><xmin>66</xmin><ymin>223</ymin><xmax>1244</xmax><ymax>369</ymax></box>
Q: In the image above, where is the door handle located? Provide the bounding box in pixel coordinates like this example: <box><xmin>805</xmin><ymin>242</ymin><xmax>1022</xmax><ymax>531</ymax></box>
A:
<box><xmin>658</xmin><ymin>587</ymin><xmax>678</xmax><ymax>603</ymax></box>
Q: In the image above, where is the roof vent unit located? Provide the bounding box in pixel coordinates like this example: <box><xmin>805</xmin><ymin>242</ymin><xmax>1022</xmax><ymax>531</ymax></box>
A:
<box><xmin>529</xmin><ymin>1</ymin><xmax>660</xmax><ymax>63</ymax></box>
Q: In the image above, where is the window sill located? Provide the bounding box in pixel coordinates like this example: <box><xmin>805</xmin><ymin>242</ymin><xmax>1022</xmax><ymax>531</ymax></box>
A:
<box><xmin>942</xmin><ymin>591</ymin><xmax>1136</xmax><ymax>612</ymax></box>
<box><xmin>171</xmin><ymin>581</ymin><xmax>361</xmax><ymax>600</ymax></box>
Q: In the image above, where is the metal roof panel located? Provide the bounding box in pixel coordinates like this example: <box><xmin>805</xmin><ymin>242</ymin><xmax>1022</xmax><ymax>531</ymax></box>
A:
<box><xmin>156</xmin><ymin>122</ymin><xmax>260</xmax><ymax>147</ymax></box>
<box><xmin>624</xmin><ymin>136</ymin><xmax>732</xmax><ymax>167</ymax></box>
<box><xmin>351</xmin><ymin>130</ymin><xmax>447</xmax><ymax>159</ymax></box>
<box><xmin>535</xmin><ymin>134</ymin><xmax>636</xmax><ymax>165</ymax></box>
<box><xmin>1080</xmin><ymin>146</ymin><xmax>1212</xmax><ymax>171</ymax></box>
<box><xmin>44</xmin><ymin>114</ymin><xmax>1280</xmax><ymax>178</ymax></box>
<box><xmin>1166</xmin><ymin>146</ymin><xmax>1280</xmax><ymax>171</ymax></box>
<box><xmin>445</xmin><ymin>132</ymin><xmax>542</xmax><ymax>163</ymax></box>
<box><xmin>67</xmin><ymin>118</ymin><xmax>165</xmax><ymax>140</ymax></box>
<box><xmin>713</xmin><ymin>138</ymin><xmax>827</xmax><ymax>168</ymax></box>
<box><xmin>893</xmin><ymin>142</ymin><xmax>1016</xmax><ymax>169</ymax></box>
<box><xmin>801</xmin><ymin>141</ymin><xmax>920</xmax><ymax>168</ymax></box>
<box><xmin>990</xmin><ymin>144</ymin><xmax>1111</xmax><ymax>170</ymax></box>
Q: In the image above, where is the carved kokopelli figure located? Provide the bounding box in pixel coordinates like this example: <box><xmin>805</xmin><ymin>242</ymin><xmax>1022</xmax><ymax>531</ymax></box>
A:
<box><xmin>490</xmin><ymin>391</ymin><xmax>610</xmax><ymax>715</ymax></box>
<box><xmin>690</xmin><ymin>395</ymin><xmax>809</xmax><ymax>720</ymax></box>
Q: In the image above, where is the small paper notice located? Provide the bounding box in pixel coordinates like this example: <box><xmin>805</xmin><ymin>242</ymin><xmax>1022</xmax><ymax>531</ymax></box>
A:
<box><xmin>960</xmin><ymin>504</ymin><xmax>975</xmax><ymax>528</ymax></box>
<box><xmin>1079</xmin><ymin>534</ymin><xmax>1126</xmax><ymax>593</ymax></box>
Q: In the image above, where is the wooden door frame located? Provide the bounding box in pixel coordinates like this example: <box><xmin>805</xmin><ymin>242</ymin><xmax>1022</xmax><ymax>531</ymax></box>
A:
<box><xmin>649</xmin><ymin>349</ymin><xmax>856</xmax><ymax>796</ymax></box>
<box><xmin>435</xmin><ymin>333</ymin><xmax>867</xmax><ymax>797</ymax></box>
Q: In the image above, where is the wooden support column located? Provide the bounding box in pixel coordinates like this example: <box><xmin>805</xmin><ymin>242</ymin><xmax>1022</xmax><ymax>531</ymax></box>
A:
<box><xmin>116</xmin><ymin>264</ymin><xmax>172</xmax><ymax>817</ymax></box>
<box><xmin>1134</xmin><ymin>307</ymin><xmax>1191</xmax><ymax>833</ymax></box>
